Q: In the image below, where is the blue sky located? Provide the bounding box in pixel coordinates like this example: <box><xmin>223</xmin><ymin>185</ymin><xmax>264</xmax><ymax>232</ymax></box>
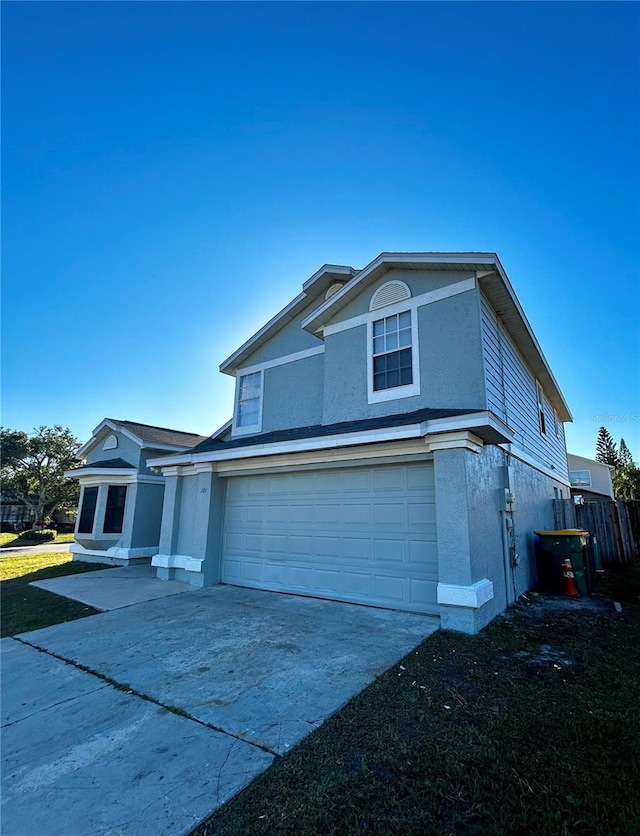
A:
<box><xmin>2</xmin><ymin>1</ymin><xmax>639</xmax><ymax>460</ymax></box>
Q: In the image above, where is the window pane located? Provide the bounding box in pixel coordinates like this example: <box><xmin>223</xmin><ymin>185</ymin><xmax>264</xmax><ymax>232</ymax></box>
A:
<box><xmin>103</xmin><ymin>486</ymin><xmax>127</xmax><ymax>534</ymax></box>
<box><xmin>373</xmin><ymin>335</ymin><xmax>384</xmax><ymax>355</ymax></box>
<box><xmin>78</xmin><ymin>486</ymin><xmax>98</xmax><ymax>534</ymax></box>
<box><xmin>398</xmin><ymin>327</ymin><xmax>411</xmax><ymax>347</ymax></box>
<box><xmin>373</xmin><ymin>372</ymin><xmax>386</xmax><ymax>391</ymax></box>
<box><xmin>387</xmin><ymin>369</ymin><xmax>400</xmax><ymax>388</ymax></box>
<box><xmin>373</xmin><ymin>319</ymin><xmax>384</xmax><ymax>337</ymax></box>
<box><xmin>400</xmin><ymin>366</ymin><xmax>413</xmax><ymax>385</ymax></box>
<box><xmin>238</xmin><ymin>372</ymin><xmax>262</xmax><ymax>427</ymax></box>
<box><xmin>399</xmin><ymin>311</ymin><xmax>411</xmax><ymax>328</ymax></box>
<box><xmin>385</xmin><ymin>331</ymin><xmax>398</xmax><ymax>351</ymax></box>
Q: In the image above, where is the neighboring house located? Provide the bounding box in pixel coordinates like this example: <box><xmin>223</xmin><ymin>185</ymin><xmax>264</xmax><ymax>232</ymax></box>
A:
<box><xmin>567</xmin><ymin>453</ymin><xmax>615</xmax><ymax>502</ymax></box>
<box><xmin>144</xmin><ymin>252</ymin><xmax>572</xmax><ymax>634</ymax></box>
<box><xmin>0</xmin><ymin>498</ymin><xmax>34</xmax><ymax>531</ymax></box>
<box><xmin>65</xmin><ymin>419</ymin><xmax>206</xmax><ymax>565</ymax></box>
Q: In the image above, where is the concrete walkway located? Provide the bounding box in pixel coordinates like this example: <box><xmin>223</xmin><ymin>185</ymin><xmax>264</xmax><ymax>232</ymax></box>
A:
<box><xmin>1</xmin><ymin>584</ymin><xmax>439</xmax><ymax>835</ymax></box>
<box><xmin>31</xmin><ymin>564</ymin><xmax>193</xmax><ymax>611</ymax></box>
<box><xmin>0</xmin><ymin>543</ymin><xmax>72</xmax><ymax>556</ymax></box>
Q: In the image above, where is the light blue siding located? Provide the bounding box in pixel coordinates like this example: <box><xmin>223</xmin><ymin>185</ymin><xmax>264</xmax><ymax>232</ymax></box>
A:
<box><xmin>480</xmin><ymin>293</ymin><xmax>568</xmax><ymax>480</ymax></box>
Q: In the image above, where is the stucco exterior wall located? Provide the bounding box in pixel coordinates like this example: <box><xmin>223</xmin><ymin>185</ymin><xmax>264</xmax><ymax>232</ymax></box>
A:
<box><xmin>130</xmin><ymin>482</ymin><xmax>165</xmax><ymax>548</ymax></box>
<box><xmin>236</xmin><ymin>297</ymin><xmax>324</xmax><ymax>370</ymax></box>
<box><xmin>84</xmin><ymin>430</ymin><xmax>140</xmax><ymax>468</ymax></box>
<box><xmin>322</xmin><ymin>290</ymin><xmax>486</xmax><ymax>425</ymax></box>
<box><xmin>260</xmin><ymin>353</ymin><xmax>325</xmax><ymax>433</ymax></box>
<box><xmin>176</xmin><ymin>474</ymin><xmax>199</xmax><ymax>556</ymax></box>
<box><xmin>331</xmin><ymin>268</ymin><xmax>476</xmax><ymax>322</ymax></box>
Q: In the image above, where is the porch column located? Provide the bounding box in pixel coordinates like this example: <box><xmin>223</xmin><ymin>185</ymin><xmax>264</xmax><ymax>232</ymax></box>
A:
<box><xmin>155</xmin><ymin>467</ymin><xmax>183</xmax><ymax>580</ymax></box>
<box><xmin>429</xmin><ymin>432</ymin><xmax>495</xmax><ymax>634</ymax></box>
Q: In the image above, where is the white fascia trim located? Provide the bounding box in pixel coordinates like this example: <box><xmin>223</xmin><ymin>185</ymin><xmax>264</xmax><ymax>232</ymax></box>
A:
<box><xmin>301</xmin><ymin>263</ymin><xmax>356</xmax><ymax>291</ymax></box>
<box><xmin>152</xmin><ymin>554</ymin><xmax>204</xmax><ymax>572</ymax></box>
<box><xmin>149</xmin><ymin>423</ymin><xmax>427</xmax><ymax>468</ymax></box>
<box><xmin>140</xmin><ymin>441</ymin><xmax>200</xmax><ymax>453</ymax></box>
<box><xmin>367</xmin><ymin>306</ymin><xmax>421</xmax><ymax>404</ymax></box>
<box><xmin>421</xmin><ymin>410</ymin><xmax>515</xmax><ymax>443</ymax></box>
<box><xmin>437</xmin><ymin>579</ymin><xmax>494</xmax><ymax>609</ymax></box>
<box><xmin>76</xmin><ymin>419</ymin><xmax>132</xmax><ymax>458</ymax></box>
<box><xmin>499</xmin><ymin>443</ymin><xmax>571</xmax><ymax>488</ymax></box>
<box><xmin>65</xmin><ymin>469</ymin><xmax>164</xmax><ymax>485</ymax></box>
<box><xmin>231</xmin><ymin>370</ymin><xmax>264</xmax><ymax>438</ymax></box>
<box><xmin>303</xmin><ymin>254</ymin><xmax>492</xmax><ymax>333</ymax></box>
<box><xmin>323</xmin><ymin>276</ymin><xmax>476</xmax><ymax>338</ymax></box>
<box><xmin>210</xmin><ymin>418</ymin><xmax>233</xmax><ymax>441</ymax></box>
<box><xmin>235</xmin><ymin>345</ymin><xmax>325</xmax><ymax>377</ymax></box>
<box><xmin>219</xmin><ymin>290</ymin><xmax>308</xmax><ymax>375</ymax></box>
<box><xmin>425</xmin><ymin>431</ymin><xmax>484</xmax><ymax>453</ymax></box>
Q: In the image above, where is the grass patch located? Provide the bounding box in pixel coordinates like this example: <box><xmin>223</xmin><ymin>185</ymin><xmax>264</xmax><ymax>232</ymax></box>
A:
<box><xmin>195</xmin><ymin>568</ymin><xmax>640</xmax><ymax>836</ymax></box>
<box><xmin>0</xmin><ymin>552</ymin><xmax>111</xmax><ymax>637</ymax></box>
<box><xmin>0</xmin><ymin>531</ymin><xmax>76</xmax><ymax>548</ymax></box>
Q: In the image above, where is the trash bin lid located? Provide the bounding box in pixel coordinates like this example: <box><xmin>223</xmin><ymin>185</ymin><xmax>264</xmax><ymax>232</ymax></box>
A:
<box><xmin>534</xmin><ymin>529</ymin><xmax>590</xmax><ymax>538</ymax></box>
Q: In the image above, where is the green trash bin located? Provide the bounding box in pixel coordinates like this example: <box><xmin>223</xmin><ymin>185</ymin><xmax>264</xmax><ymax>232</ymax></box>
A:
<box><xmin>535</xmin><ymin>529</ymin><xmax>590</xmax><ymax>596</ymax></box>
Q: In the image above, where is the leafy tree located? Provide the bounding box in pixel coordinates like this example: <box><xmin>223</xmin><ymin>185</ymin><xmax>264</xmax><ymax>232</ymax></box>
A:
<box><xmin>0</xmin><ymin>426</ymin><xmax>81</xmax><ymax>527</ymax></box>
<box><xmin>619</xmin><ymin>438</ymin><xmax>634</xmax><ymax>467</ymax></box>
<box><xmin>595</xmin><ymin>426</ymin><xmax>620</xmax><ymax>467</ymax></box>
<box><xmin>613</xmin><ymin>463</ymin><xmax>640</xmax><ymax>501</ymax></box>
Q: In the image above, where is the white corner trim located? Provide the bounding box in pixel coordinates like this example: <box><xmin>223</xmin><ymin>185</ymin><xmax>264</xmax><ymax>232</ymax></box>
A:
<box><xmin>152</xmin><ymin>554</ymin><xmax>204</xmax><ymax>572</ymax></box>
<box><xmin>323</xmin><ymin>276</ymin><xmax>476</xmax><ymax>338</ymax></box>
<box><xmin>235</xmin><ymin>345</ymin><xmax>325</xmax><ymax>378</ymax></box>
<box><xmin>425</xmin><ymin>431</ymin><xmax>484</xmax><ymax>453</ymax></box>
<box><xmin>421</xmin><ymin>411</ymin><xmax>515</xmax><ymax>444</ymax></box>
<box><xmin>437</xmin><ymin>579</ymin><xmax>494</xmax><ymax>608</ymax></box>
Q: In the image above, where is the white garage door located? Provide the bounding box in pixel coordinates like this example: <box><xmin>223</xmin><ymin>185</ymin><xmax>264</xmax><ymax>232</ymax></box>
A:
<box><xmin>221</xmin><ymin>462</ymin><xmax>438</xmax><ymax>614</ymax></box>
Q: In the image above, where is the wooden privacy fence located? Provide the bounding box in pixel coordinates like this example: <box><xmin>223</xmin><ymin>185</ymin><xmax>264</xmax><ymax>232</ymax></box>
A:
<box><xmin>551</xmin><ymin>499</ymin><xmax>640</xmax><ymax>566</ymax></box>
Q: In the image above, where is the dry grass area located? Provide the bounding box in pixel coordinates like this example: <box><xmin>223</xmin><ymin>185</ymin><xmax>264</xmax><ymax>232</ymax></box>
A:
<box><xmin>195</xmin><ymin>568</ymin><xmax>640</xmax><ymax>836</ymax></box>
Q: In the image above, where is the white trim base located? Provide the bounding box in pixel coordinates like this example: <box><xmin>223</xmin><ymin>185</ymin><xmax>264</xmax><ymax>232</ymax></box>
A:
<box><xmin>70</xmin><ymin>542</ymin><xmax>157</xmax><ymax>566</ymax></box>
<box><xmin>152</xmin><ymin>554</ymin><xmax>204</xmax><ymax>573</ymax></box>
<box><xmin>437</xmin><ymin>579</ymin><xmax>494</xmax><ymax>609</ymax></box>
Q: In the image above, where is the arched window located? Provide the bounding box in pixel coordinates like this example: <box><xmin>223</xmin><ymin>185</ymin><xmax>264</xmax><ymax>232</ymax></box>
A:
<box><xmin>103</xmin><ymin>434</ymin><xmax>118</xmax><ymax>451</ymax></box>
<box><xmin>325</xmin><ymin>282</ymin><xmax>344</xmax><ymax>300</ymax></box>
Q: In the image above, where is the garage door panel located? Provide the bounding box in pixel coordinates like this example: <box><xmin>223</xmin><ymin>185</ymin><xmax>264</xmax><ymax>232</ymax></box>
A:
<box><xmin>222</xmin><ymin>463</ymin><xmax>438</xmax><ymax>615</ymax></box>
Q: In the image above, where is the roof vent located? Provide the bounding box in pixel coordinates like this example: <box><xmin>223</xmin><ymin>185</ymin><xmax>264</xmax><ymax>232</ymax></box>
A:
<box><xmin>103</xmin><ymin>434</ymin><xmax>118</xmax><ymax>451</ymax></box>
<box><xmin>325</xmin><ymin>282</ymin><xmax>344</xmax><ymax>300</ymax></box>
<box><xmin>370</xmin><ymin>280</ymin><xmax>411</xmax><ymax>311</ymax></box>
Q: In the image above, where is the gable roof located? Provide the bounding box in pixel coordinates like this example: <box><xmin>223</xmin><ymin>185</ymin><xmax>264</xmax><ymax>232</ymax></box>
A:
<box><xmin>76</xmin><ymin>418</ymin><xmax>207</xmax><ymax>458</ymax></box>
<box><xmin>219</xmin><ymin>264</ymin><xmax>356</xmax><ymax>375</ymax></box>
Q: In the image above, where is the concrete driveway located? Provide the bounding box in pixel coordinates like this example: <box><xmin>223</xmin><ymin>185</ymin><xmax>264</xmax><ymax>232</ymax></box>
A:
<box><xmin>1</xmin><ymin>584</ymin><xmax>438</xmax><ymax>836</ymax></box>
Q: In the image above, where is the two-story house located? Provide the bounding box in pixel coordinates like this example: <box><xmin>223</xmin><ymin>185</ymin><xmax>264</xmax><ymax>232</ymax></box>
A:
<box><xmin>145</xmin><ymin>252</ymin><xmax>572</xmax><ymax>633</ymax></box>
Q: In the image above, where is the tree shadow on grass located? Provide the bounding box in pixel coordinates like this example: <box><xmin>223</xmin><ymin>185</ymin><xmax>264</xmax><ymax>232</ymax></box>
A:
<box><xmin>1</xmin><ymin>561</ymin><xmax>112</xmax><ymax>638</ymax></box>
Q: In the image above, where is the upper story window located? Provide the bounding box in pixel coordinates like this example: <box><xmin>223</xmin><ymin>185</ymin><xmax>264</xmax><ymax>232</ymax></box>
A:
<box><xmin>569</xmin><ymin>470</ymin><xmax>592</xmax><ymax>487</ymax></box>
<box><xmin>536</xmin><ymin>381</ymin><xmax>547</xmax><ymax>436</ymax></box>
<box><xmin>373</xmin><ymin>312</ymin><xmax>413</xmax><ymax>391</ymax></box>
<box><xmin>367</xmin><ymin>308</ymin><xmax>420</xmax><ymax>404</ymax></box>
<box><xmin>234</xmin><ymin>370</ymin><xmax>263</xmax><ymax>434</ymax></box>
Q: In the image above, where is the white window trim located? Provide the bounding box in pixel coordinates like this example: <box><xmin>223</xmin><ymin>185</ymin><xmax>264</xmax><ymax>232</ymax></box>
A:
<box><xmin>232</xmin><ymin>370</ymin><xmax>264</xmax><ymax>437</ymax></box>
<box><xmin>367</xmin><ymin>306</ymin><xmax>420</xmax><ymax>404</ymax></box>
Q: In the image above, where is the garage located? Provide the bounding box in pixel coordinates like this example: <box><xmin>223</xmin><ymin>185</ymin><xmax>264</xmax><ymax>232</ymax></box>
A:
<box><xmin>221</xmin><ymin>462</ymin><xmax>438</xmax><ymax>614</ymax></box>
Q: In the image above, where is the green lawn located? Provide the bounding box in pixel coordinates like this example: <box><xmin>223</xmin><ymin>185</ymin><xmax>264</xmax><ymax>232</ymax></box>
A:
<box><xmin>0</xmin><ymin>531</ymin><xmax>76</xmax><ymax>548</ymax></box>
<box><xmin>195</xmin><ymin>568</ymin><xmax>640</xmax><ymax>836</ymax></box>
<box><xmin>0</xmin><ymin>552</ymin><xmax>111</xmax><ymax>637</ymax></box>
